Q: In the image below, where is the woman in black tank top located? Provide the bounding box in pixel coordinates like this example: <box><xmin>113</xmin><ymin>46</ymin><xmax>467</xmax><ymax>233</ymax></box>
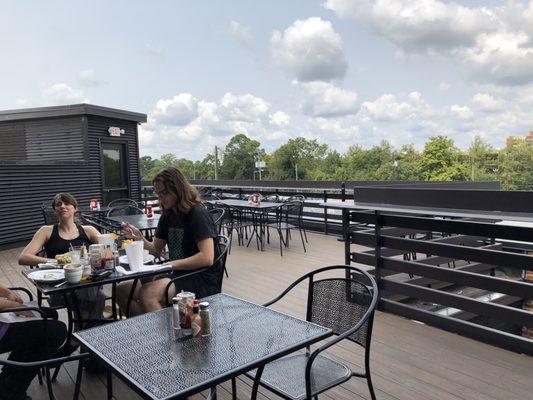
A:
<box><xmin>45</xmin><ymin>223</ymin><xmax>92</xmax><ymax>259</ymax></box>
<box><xmin>19</xmin><ymin>193</ymin><xmax>100</xmax><ymax>265</ymax></box>
<box><xmin>18</xmin><ymin>193</ymin><xmax>105</xmax><ymax>321</ymax></box>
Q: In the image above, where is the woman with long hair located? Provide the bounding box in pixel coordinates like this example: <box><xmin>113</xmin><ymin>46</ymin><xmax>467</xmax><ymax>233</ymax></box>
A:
<box><xmin>116</xmin><ymin>167</ymin><xmax>217</xmax><ymax>315</ymax></box>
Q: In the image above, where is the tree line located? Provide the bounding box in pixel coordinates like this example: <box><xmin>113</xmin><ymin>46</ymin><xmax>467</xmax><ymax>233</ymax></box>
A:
<box><xmin>140</xmin><ymin>134</ymin><xmax>533</xmax><ymax>190</ymax></box>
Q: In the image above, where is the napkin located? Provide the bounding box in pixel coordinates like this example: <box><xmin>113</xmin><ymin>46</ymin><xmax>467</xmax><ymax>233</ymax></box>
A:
<box><xmin>115</xmin><ymin>264</ymin><xmax>172</xmax><ymax>275</ymax></box>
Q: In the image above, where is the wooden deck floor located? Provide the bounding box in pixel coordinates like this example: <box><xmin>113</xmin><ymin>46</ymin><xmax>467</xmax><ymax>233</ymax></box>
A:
<box><xmin>1</xmin><ymin>232</ymin><xmax>532</xmax><ymax>400</ymax></box>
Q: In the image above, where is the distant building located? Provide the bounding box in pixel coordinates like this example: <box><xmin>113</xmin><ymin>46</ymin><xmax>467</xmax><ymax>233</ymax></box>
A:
<box><xmin>506</xmin><ymin>130</ymin><xmax>533</xmax><ymax>146</ymax></box>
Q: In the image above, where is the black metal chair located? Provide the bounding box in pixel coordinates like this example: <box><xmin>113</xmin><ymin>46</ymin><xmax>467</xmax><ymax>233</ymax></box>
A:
<box><xmin>164</xmin><ymin>235</ymin><xmax>229</xmax><ymax>305</ymax></box>
<box><xmin>245</xmin><ymin>265</ymin><xmax>379</xmax><ymax>400</ymax></box>
<box><xmin>0</xmin><ymin>287</ymin><xmax>90</xmax><ymax>400</ymax></box>
<box><xmin>41</xmin><ymin>202</ymin><xmax>59</xmax><ymax>225</ymax></box>
<box><xmin>266</xmin><ymin>201</ymin><xmax>307</xmax><ymax>256</ymax></box>
<box><xmin>208</xmin><ymin>208</ymin><xmax>225</xmax><ymax>235</ymax></box>
<box><xmin>106</xmin><ymin>205</ymin><xmax>144</xmax><ymax>218</ymax></box>
<box><xmin>286</xmin><ymin>194</ymin><xmax>306</xmax><ymax>202</ymax></box>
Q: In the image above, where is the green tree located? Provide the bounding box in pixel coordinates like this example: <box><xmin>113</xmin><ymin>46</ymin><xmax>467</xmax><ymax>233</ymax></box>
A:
<box><xmin>333</xmin><ymin>141</ymin><xmax>395</xmax><ymax>181</ymax></box>
<box><xmin>139</xmin><ymin>155</ymin><xmax>156</xmax><ymax>181</ymax></box>
<box><xmin>220</xmin><ymin>134</ymin><xmax>262</xmax><ymax>179</ymax></box>
<box><xmin>467</xmin><ymin>136</ymin><xmax>497</xmax><ymax>181</ymax></box>
<box><xmin>499</xmin><ymin>141</ymin><xmax>533</xmax><ymax>190</ymax></box>
<box><xmin>393</xmin><ymin>144</ymin><xmax>422</xmax><ymax>180</ymax></box>
<box><xmin>269</xmin><ymin>137</ymin><xmax>328</xmax><ymax>180</ymax></box>
<box><xmin>194</xmin><ymin>154</ymin><xmax>216</xmax><ymax>180</ymax></box>
<box><xmin>418</xmin><ymin>136</ymin><xmax>468</xmax><ymax>180</ymax></box>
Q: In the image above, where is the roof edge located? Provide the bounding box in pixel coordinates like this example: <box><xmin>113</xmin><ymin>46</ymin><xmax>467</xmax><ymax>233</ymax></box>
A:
<box><xmin>0</xmin><ymin>103</ymin><xmax>147</xmax><ymax>123</ymax></box>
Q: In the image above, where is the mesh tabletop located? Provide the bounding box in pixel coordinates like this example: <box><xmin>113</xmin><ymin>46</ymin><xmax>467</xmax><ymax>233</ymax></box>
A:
<box><xmin>75</xmin><ymin>293</ymin><xmax>331</xmax><ymax>400</ymax></box>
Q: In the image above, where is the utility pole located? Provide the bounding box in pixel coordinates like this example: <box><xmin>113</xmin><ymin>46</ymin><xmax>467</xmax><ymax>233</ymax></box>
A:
<box><xmin>295</xmin><ymin>163</ymin><xmax>298</xmax><ymax>181</ymax></box>
<box><xmin>214</xmin><ymin>146</ymin><xmax>219</xmax><ymax>180</ymax></box>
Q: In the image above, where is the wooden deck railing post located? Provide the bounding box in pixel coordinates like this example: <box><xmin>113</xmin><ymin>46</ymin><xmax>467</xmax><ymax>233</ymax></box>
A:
<box><xmin>374</xmin><ymin>210</ymin><xmax>382</xmax><ymax>296</ymax></box>
<box><xmin>341</xmin><ymin>181</ymin><xmax>346</xmax><ymax>202</ymax></box>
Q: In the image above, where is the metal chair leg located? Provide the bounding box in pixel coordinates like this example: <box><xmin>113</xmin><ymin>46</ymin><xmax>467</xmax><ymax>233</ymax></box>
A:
<box><xmin>45</xmin><ymin>366</ymin><xmax>56</xmax><ymax>400</ymax></box>
<box><xmin>73</xmin><ymin>359</ymin><xmax>84</xmax><ymax>400</ymax></box>
<box><xmin>107</xmin><ymin>368</ymin><xmax>113</xmax><ymax>400</ymax></box>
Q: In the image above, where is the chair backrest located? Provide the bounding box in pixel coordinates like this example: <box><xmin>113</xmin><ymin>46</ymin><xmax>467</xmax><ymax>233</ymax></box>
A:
<box><xmin>208</xmin><ymin>208</ymin><xmax>225</xmax><ymax>234</ymax></box>
<box><xmin>41</xmin><ymin>205</ymin><xmax>59</xmax><ymax>225</ymax></box>
<box><xmin>265</xmin><ymin>265</ymin><xmax>378</xmax><ymax>349</ymax></box>
<box><xmin>81</xmin><ymin>213</ymin><xmax>121</xmax><ymax>234</ymax></box>
<box><xmin>308</xmin><ymin>266</ymin><xmax>377</xmax><ymax>348</ymax></box>
<box><xmin>278</xmin><ymin>200</ymin><xmax>304</xmax><ymax>224</ymax></box>
<box><xmin>213</xmin><ymin>234</ymin><xmax>229</xmax><ymax>290</ymax></box>
<box><xmin>108</xmin><ymin>198</ymin><xmax>140</xmax><ymax>208</ymax></box>
<box><xmin>107</xmin><ymin>205</ymin><xmax>144</xmax><ymax>218</ymax></box>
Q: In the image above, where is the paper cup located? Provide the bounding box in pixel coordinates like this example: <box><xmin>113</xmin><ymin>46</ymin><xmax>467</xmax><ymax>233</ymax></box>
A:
<box><xmin>125</xmin><ymin>241</ymin><xmax>144</xmax><ymax>271</ymax></box>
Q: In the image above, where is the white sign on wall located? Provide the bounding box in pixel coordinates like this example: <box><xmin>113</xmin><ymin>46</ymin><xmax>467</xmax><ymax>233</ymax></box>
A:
<box><xmin>108</xmin><ymin>126</ymin><xmax>125</xmax><ymax>137</ymax></box>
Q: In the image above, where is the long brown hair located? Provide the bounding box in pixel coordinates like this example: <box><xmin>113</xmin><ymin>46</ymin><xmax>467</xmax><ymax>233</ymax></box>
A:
<box><xmin>152</xmin><ymin>167</ymin><xmax>202</xmax><ymax>215</ymax></box>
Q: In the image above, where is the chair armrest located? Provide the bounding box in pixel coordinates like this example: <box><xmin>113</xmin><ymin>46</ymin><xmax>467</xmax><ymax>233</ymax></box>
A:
<box><xmin>0</xmin><ymin>352</ymin><xmax>90</xmax><ymax>369</ymax></box>
<box><xmin>163</xmin><ymin>268</ymin><xmax>208</xmax><ymax>306</ymax></box>
<box><xmin>7</xmin><ymin>287</ymin><xmax>34</xmax><ymax>301</ymax></box>
<box><xmin>0</xmin><ymin>306</ymin><xmax>47</xmax><ymax>319</ymax></box>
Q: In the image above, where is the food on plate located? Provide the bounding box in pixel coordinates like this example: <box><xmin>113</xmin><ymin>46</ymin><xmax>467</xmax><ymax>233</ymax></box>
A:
<box><xmin>42</xmin><ymin>272</ymin><xmax>56</xmax><ymax>280</ymax></box>
<box><xmin>55</xmin><ymin>253</ymin><xmax>71</xmax><ymax>264</ymax></box>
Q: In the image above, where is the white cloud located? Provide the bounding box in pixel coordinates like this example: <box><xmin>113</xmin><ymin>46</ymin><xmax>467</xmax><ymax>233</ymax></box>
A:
<box><xmin>144</xmin><ymin>44</ymin><xmax>165</xmax><ymax>58</ymax></box>
<box><xmin>78</xmin><ymin>69</ymin><xmax>104</xmax><ymax>87</ymax></box>
<box><xmin>438</xmin><ymin>82</ymin><xmax>450</xmax><ymax>91</ymax></box>
<box><xmin>360</xmin><ymin>92</ymin><xmax>426</xmax><ymax>122</ymax></box>
<box><xmin>229</xmin><ymin>20</ymin><xmax>253</xmax><ymax>49</ymax></box>
<box><xmin>471</xmin><ymin>93</ymin><xmax>505</xmax><ymax>112</ymax></box>
<box><xmin>271</xmin><ymin>17</ymin><xmax>347</xmax><ymax>81</ymax></box>
<box><xmin>325</xmin><ymin>0</ymin><xmax>498</xmax><ymax>52</ymax></box>
<box><xmin>293</xmin><ymin>80</ymin><xmax>358</xmax><ymax>117</ymax></box>
<box><xmin>42</xmin><ymin>83</ymin><xmax>88</xmax><ymax>105</ymax></box>
<box><xmin>151</xmin><ymin>93</ymin><xmax>199</xmax><ymax>126</ymax></box>
<box><xmin>219</xmin><ymin>92</ymin><xmax>270</xmax><ymax>121</ymax></box>
<box><xmin>450</xmin><ymin>104</ymin><xmax>473</xmax><ymax>120</ymax></box>
<box><xmin>325</xmin><ymin>0</ymin><xmax>533</xmax><ymax>86</ymax></box>
<box><xmin>269</xmin><ymin>111</ymin><xmax>290</xmax><ymax>127</ymax></box>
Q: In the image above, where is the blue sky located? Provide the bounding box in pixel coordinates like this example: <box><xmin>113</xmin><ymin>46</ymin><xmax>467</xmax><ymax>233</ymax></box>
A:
<box><xmin>1</xmin><ymin>0</ymin><xmax>533</xmax><ymax>160</ymax></box>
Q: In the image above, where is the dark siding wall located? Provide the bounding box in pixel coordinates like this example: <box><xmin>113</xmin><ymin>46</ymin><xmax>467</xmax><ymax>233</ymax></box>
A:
<box><xmin>0</xmin><ymin>115</ymin><xmax>140</xmax><ymax>247</ymax></box>
<box><xmin>87</xmin><ymin>116</ymin><xmax>140</xmax><ymax>201</ymax></box>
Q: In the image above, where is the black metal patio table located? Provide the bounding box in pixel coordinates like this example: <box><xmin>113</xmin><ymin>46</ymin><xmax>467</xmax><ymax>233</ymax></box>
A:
<box><xmin>22</xmin><ymin>265</ymin><xmax>172</xmax><ymax>337</ymax></box>
<box><xmin>207</xmin><ymin>199</ymin><xmax>281</xmax><ymax>251</ymax></box>
<box><xmin>74</xmin><ymin>293</ymin><xmax>332</xmax><ymax>400</ymax></box>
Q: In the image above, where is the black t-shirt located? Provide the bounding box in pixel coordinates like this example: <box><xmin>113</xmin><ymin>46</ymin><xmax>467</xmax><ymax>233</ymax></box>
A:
<box><xmin>155</xmin><ymin>203</ymin><xmax>219</xmax><ymax>298</ymax></box>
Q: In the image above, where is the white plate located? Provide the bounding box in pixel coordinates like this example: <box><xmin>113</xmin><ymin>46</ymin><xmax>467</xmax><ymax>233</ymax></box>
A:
<box><xmin>118</xmin><ymin>254</ymin><xmax>155</xmax><ymax>265</ymax></box>
<box><xmin>38</xmin><ymin>262</ymin><xmax>59</xmax><ymax>269</ymax></box>
<box><xmin>27</xmin><ymin>269</ymin><xmax>65</xmax><ymax>283</ymax></box>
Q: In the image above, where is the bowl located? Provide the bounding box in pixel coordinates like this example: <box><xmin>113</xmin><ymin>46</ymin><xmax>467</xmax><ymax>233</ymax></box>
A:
<box><xmin>63</xmin><ymin>263</ymin><xmax>83</xmax><ymax>284</ymax></box>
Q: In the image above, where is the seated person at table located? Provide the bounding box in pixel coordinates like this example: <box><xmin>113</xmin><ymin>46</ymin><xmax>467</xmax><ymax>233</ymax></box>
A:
<box><xmin>116</xmin><ymin>167</ymin><xmax>217</xmax><ymax>316</ymax></box>
<box><xmin>0</xmin><ymin>283</ymin><xmax>67</xmax><ymax>400</ymax></box>
<box><xmin>18</xmin><ymin>193</ymin><xmax>106</xmax><ymax>324</ymax></box>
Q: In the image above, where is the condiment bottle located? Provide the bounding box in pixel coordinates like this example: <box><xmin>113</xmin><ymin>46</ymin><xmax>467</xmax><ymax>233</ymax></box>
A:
<box><xmin>191</xmin><ymin>300</ymin><xmax>202</xmax><ymax>338</ymax></box>
<box><xmin>102</xmin><ymin>244</ymin><xmax>115</xmax><ymax>270</ymax></box>
<box><xmin>199</xmin><ymin>301</ymin><xmax>211</xmax><ymax>336</ymax></box>
<box><xmin>172</xmin><ymin>297</ymin><xmax>180</xmax><ymax>331</ymax></box>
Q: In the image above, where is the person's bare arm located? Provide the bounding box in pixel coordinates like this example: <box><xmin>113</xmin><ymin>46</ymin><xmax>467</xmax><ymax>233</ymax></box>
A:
<box><xmin>83</xmin><ymin>225</ymin><xmax>101</xmax><ymax>243</ymax></box>
<box><xmin>121</xmin><ymin>223</ymin><xmax>166</xmax><ymax>256</ymax></box>
<box><xmin>167</xmin><ymin>238</ymin><xmax>215</xmax><ymax>271</ymax></box>
<box><xmin>18</xmin><ymin>226</ymin><xmax>54</xmax><ymax>266</ymax></box>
